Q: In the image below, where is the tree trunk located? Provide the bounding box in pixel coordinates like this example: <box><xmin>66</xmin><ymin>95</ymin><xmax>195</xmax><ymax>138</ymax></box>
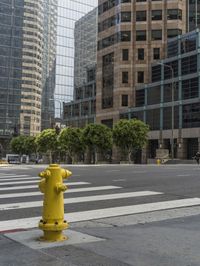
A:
<box><xmin>128</xmin><ymin>151</ymin><xmax>132</xmax><ymax>164</ymax></box>
<box><xmin>49</xmin><ymin>151</ymin><xmax>52</xmax><ymax>164</ymax></box>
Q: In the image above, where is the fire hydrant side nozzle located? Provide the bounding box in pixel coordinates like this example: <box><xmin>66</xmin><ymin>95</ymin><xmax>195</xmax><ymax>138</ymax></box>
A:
<box><xmin>38</xmin><ymin>164</ymin><xmax>72</xmax><ymax>242</ymax></box>
<box><xmin>61</xmin><ymin>169</ymin><xmax>72</xmax><ymax>179</ymax></box>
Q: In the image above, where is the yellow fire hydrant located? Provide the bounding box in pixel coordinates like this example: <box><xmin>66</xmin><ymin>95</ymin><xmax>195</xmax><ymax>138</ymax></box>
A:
<box><xmin>157</xmin><ymin>159</ymin><xmax>161</xmax><ymax>165</ymax></box>
<box><xmin>38</xmin><ymin>164</ymin><xmax>72</xmax><ymax>242</ymax></box>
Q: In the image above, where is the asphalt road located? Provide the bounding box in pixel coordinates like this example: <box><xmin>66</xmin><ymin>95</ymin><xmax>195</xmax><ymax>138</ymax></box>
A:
<box><xmin>0</xmin><ymin>164</ymin><xmax>200</xmax><ymax>224</ymax></box>
<box><xmin>1</xmin><ymin>164</ymin><xmax>200</xmax><ymax>266</ymax></box>
<box><xmin>5</xmin><ymin>163</ymin><xmax>200</xmax><ymax>196</ymax></box>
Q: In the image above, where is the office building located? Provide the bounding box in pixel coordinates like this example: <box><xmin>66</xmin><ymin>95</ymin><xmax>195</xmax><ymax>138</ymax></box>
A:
<box><xmin>121</xmin><ymin>30</ymin><xmax>200</xmax><ymax>160</ymax></box>
<box><xmin>64</xmin><ymin>8</ymin><xmax>98</xmax><ymax>127</ymax></box>
<box><xmin>96</xmin><ymin>0</ymin><xmax>200</xmax><ymax>128</ymax></box>
<box><xmin>0</xmin><ymin>0</ymin><xmax>98</xmax><ymax>156</ymax></box>
<box><xmin>0</xmin><ymin>0</ymin><xmax>57</xmax><ymax>150</ymax></box>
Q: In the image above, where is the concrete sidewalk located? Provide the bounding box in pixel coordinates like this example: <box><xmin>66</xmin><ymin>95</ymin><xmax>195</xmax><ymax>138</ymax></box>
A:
<box><xmin>1</xmin><ymin>208</ymin><xmax>200</xmax><ymax>266</ymax></box>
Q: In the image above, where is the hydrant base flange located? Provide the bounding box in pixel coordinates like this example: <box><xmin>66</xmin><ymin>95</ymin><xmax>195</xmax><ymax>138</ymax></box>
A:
<box><xmin>40</xmin><ymin>231</ymin><xmax>68</xmax><ymax>242</ymax></box>
<box><xmin>39</xmin><ymin>221</ymin><xmax>68</xmax><ymax>231</ymax></box>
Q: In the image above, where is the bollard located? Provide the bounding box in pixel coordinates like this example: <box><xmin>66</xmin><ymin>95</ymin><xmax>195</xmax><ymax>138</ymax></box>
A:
<box><xmin>38</xmin><ymin>164</ymin><xmax>72</xmax><ymax>242</ymax></box>
<box><xmin>157</xmin><ymin>159</ymin><xmax>161</xmax><ymax>165</ymax></box>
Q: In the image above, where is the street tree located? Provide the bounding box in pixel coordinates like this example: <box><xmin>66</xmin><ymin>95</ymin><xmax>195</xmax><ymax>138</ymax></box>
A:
<box><xmin>10</xmin><ymin>135</ymin><xmax>27</xmax><ymax>155</ymax></box>
<box><xmin>24</xmin><ymin>136</ymin><xmax>37</xmax><ymax>156</ymax></box>
<box><xmin>35</xmin><ymin>129</ymin><xmax>58</xmax><ymax>163</ymax></box>
<box><xmin>82</xmin><ymin>124</ymin><xmax>113</xmax><ymax>164</ymax></box>
<box><xmin>59</xmin><ymin>127</ymin><xmax>85</xmax><ymax>163</ymax></box>
<box><xmin>113</xmin><ymin>119</ymin><xmax>149</xmax><ymax>163</ymax></box>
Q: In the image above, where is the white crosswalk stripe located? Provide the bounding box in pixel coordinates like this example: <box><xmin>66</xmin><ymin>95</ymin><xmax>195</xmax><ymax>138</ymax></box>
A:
<box><xmin>1</xmin><ymin>198</ymin><xmax>200</xmax><ymax>232</ymax></box>
<box><xmin>0</xmin><ymin>174</ymin><xmax>29</xmax><ymax>178</ymax></box>
<box><xmin>0</xmin><ymin>180</ymin><xmax>90</xmax><ymax>186</ymax></box>
<box><xmin>1</xmin><ymin>173</ymin><xmax>200</xmax><ymax>233</ymax></box>
<box><xmin>0</xmin><ymin>191</ymin><xmax>163</xmax><ymax>211</ymax></box>
<box><xmin>0</xmin><ymin>181</ymin><xmax>91</xmax><ymax>191</ymax></box>
<box><xmin>0</xmin><ymin>186</ymin><xmax>121</xmax><ymax>198</ymax></box>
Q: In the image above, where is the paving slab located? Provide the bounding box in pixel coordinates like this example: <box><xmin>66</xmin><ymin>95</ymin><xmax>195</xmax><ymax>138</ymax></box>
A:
<box><xmin>5</xmin><ymin>229</ymin><xmax>104</xmax><ymax>250</ymax></box>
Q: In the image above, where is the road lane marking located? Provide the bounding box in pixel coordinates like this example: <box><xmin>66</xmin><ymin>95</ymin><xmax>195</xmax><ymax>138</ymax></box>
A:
<box><xmin>0</xmin><ymin>177</ymin><xmax>39</xmax><ymax>181</ymax></box>
<box><xmin>0</xmin><ymin>191</ymin><xmax>162</xmax><ymax>210</ymax></box>
<box><xmin>177</xmin><ymin>174</ymin><xmax>191</xmax><ymax>177</ymax></box>
<box><xmin>106</xmin><ymin>170</ymin><xmax>120</xmax><ymax>172</ymax></box>
<box><xmin>113</xmin><ymin>179</ymin><xmax>126</xmax><ymax>182</ymax></box>
<box><xmin>0</xmin><ymin>175</ymin><xmax>29</xmax><ymax>178</ymax></box>
<box><xmin>1</xmin><ymin>197</ymin><xmax>200</xmax><ymax>232</ymax></box>
<box><xmin>0</xmin><ymin>180</ymin><xmax>89</xmax><ymax>186</ymax></box>
<box><xmin>0</xmin><ymin>186</ymin><xmax>121</xmax><ymax>199</ymax></box>
<box><xmin>0</xmin><ymin>182</ymin><xmax>90</xmax><ymax>190</ymax></box>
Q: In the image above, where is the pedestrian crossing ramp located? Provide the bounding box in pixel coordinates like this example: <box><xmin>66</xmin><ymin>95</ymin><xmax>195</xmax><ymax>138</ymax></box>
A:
<box><xmin>1</xmin><ymin>173</ymin><xmax>200</xmax><ymax>232</ymax></box>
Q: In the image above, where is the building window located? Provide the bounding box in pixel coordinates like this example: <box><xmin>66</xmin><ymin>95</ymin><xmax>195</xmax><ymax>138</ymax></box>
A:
<box><xmin>167</xmin><ymin>9</ymin><xmax>182</xmax><ymax>20</ymax></box>
<box><xmin>152</xmin><ymin>10</ymin><xmax>162</xmax><ymax>20</ymax></box>
<box><xmin>101</xmin><ymin>119</ymin><xmax>113</xmax><ymax>128</ymax></box>
<box><xmin>182</xmin><ymin>77</ymin><xmax>199</xmax><ymax>100</ymax></box>
<box><xmin>120</xmin><ymin>31</ymin><xmax>131</xmax><ymax>41</ymax></box>
<box><xmin>137</xmin><ymin>71</ymin><xmax>144</xmax><ymax>83</ymax></box>
<box><xmin>146</xmin><ymin>109</ymin><xmax>160</xmax><ymax>130</ymax></box>
<box><xmin>121</xmin><ymin>94</ymin><xmax>128</xmax><ymax>106</ymax></box>
<box><xmin>136</xmin><ymin>11</ymin><xmax>146</xmax><ymax>21</ymax></box>
<box><xmin>138</xmin><ymin>48</ymin><xmax>144</xmax><ymax>60</ymax></box>
<box><xmin>163</xmin><ymin>106</ymin><xmax>179</xmax><ymax>130</ymax></box>
<box><xmin>147</xmin><ymin>85</ymin><xmax>160</xmax><ymax>105</ymax></box>
<box><xmin>122</xmin><ymin>72</ymin><xmax>128</xmax><ymax>83</ymax></box>
<box><xmin>151</xmin><ymin>30</ymin><xmax>162</xmax><ymax>41</ymax></box>
<box><xmin>152</xmin><ymin>65</ymin><xmax>161</xmax><ymax>82</ymax></box>
<box><xmin>167</xmin><ymin>29</ymin><xmax>182</xmax><ymax>38</ymax></box>
<box><xmin>136</xmin><ymin>89</ymin><xmax>145</xmax><ymax>107</ymax></box>
<box><xmin>182</xmin><ymin>103</ymin><xmax>200</xmax><ymax>128</ymax></box>
<box><xmin>122</xmin><ymin>49</ymin><xmax>129</xmax><ymax>61</ymax></box>
<box><xmin>181</xmin><ymin>55</ymin><xmax>197</xmax><ymax>75</ymax></box>
<box><xmin>121</xmin><ymin>12</ymin><xmax>131</xmax><ymax>22</ymax></box>
<box><xmin>102</xmin><ymin>52</ymin><xmax>114</xmax><ymax>109</ymax></box>
<box><xmin>153</xmin><ymin>48</ymin><xmax>160</xmax><ymax>59</ymax></box>
<box><xmin>163</xmin><ymin>82</ymin><xmax>179</xmax><ymax>103</ymax></box>
<box><xmin>136</xmin><ymin>30</ymin><xmax>146</xmax><ymax>41</ymax></box>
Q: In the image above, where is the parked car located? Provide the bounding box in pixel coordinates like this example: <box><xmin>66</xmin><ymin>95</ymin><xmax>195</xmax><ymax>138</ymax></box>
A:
<box><xmin>6</xmin><ymin>154</ymin><xmax>21</xmax><ymax>164</ymax></box>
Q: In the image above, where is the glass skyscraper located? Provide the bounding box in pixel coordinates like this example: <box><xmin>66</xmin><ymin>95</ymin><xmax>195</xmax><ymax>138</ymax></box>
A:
<box><xmin>54</xmin><ymin>0</ymin><xmax>98</xmax><ymax>117</ymax></box>
<box><xmin>0</xmin><ymin>0</ymin><xmax>98</xmax><ymax>156</ymax></box>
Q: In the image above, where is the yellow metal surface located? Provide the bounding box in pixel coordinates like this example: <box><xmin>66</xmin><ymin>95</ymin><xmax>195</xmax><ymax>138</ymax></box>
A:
<box><xmin>157</xmin><ymin>159</ymin><xmax>161</xmax><ymax>165</ymax></box>
<box><xmin>38</xmin><ymin>164</ymin><xmax>72</xmax><ymax>242</ymax></box>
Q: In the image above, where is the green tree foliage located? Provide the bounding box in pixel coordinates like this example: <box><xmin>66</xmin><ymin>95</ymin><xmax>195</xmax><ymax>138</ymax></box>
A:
<box><xmin>59</xmin><ymin>127</ymin><xmax>85</xmax><ymax>163</ymax></box>
<box><xmin>24</xmin><ymin>136</ymin><xmax>37</xmax><ymax>155</ymax></box>
<box><xmin>82</xmin><ymin>124</ymin><xmax>113</xmax><ymax>163</ymax></box>
<box><xmin>113</xmin><ymin>119</ymin><xmax>149</xmax><ymax>162</ymax></box>
<box><xmin>35</xmin><ymin>129</ymin><xmax>58</xmax><ymax>163</ymax></box>
<box><xmin>10</xmin><ymin>135</ymin><xmax>27</xmax><ymax>155</ymax></box>
<box><xmin>11</xmin><ymin>136</ymin><xmax>37</xmax><ymax>157</ymax></box>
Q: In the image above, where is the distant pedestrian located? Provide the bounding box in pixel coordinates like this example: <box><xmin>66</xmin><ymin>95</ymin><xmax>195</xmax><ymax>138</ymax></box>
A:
<box><xmin>194</xmin><ymin>151</ymin><xmax>200</xmax><ymax>164</ymax></box>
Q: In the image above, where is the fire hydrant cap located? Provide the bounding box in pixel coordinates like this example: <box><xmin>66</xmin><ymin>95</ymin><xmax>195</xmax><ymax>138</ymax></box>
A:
<box><xmin>49</xmin><ymin>164</ymin><xmax>59</xmax><ymax>168</ymax></box>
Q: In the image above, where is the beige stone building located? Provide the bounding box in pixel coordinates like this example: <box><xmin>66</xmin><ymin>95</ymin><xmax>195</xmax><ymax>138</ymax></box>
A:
<box><xmin>96</xmin><ymin>0</ymin><xmax>193</xmax><ymax>127</ymax></box>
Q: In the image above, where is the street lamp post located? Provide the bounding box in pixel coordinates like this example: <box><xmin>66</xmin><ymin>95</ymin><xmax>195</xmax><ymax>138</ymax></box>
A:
<box><xmin>158</xmin><ymin>62</ymin><xmax>175</xmax><ymax>160</ymax></box>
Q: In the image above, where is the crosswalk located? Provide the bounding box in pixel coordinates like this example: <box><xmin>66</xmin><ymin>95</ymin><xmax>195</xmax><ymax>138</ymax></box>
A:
<box><xmin>0</xmin><ymin>171</ymin><xmax>200</xmax><ymax>233</ymax></box>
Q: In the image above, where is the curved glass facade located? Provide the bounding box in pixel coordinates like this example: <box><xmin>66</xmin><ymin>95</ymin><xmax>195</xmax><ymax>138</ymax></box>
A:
<box><xmin>0</xmin><ymin>0</ymin><xmax>97</xmax><ymax>139</ymax></box>
<box><xmin>54</xmin><ymin>0</ymin><xmax>98</xmax><ymax>117</ymax></box>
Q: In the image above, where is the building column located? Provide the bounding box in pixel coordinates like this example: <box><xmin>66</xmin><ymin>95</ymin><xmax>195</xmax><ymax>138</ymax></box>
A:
<box><xmin>141</xmin><ymin>146</ymin><xmax>148</xmax><ymax>164</ymax></box>
<box><xmin>177</xmin><ymin>138</ymin><xmax>187</xmax><ymax>159</ymax></box>
<box><xmin>112</xmin><ymin>145</ymin><xmax>121</xmax><ymax>163</ymax></box>
<box><xmin>198</xmin><ymin>138</ymin><xmax>200</xmax><ymax>151</ymax></box>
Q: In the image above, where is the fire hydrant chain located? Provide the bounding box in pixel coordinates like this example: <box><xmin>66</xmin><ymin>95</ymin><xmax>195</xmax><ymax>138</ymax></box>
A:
<box><xmin>38</xmin><ymin>164</ymin><xmax>72</xmax><ymax>242</ymax></box>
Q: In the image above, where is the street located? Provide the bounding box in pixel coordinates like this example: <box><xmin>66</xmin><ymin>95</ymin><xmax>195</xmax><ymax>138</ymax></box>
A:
<box><xmin>1</xmin><ymin>164</ymin><xmax>200</xmax><ymax>266</ymax></box>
